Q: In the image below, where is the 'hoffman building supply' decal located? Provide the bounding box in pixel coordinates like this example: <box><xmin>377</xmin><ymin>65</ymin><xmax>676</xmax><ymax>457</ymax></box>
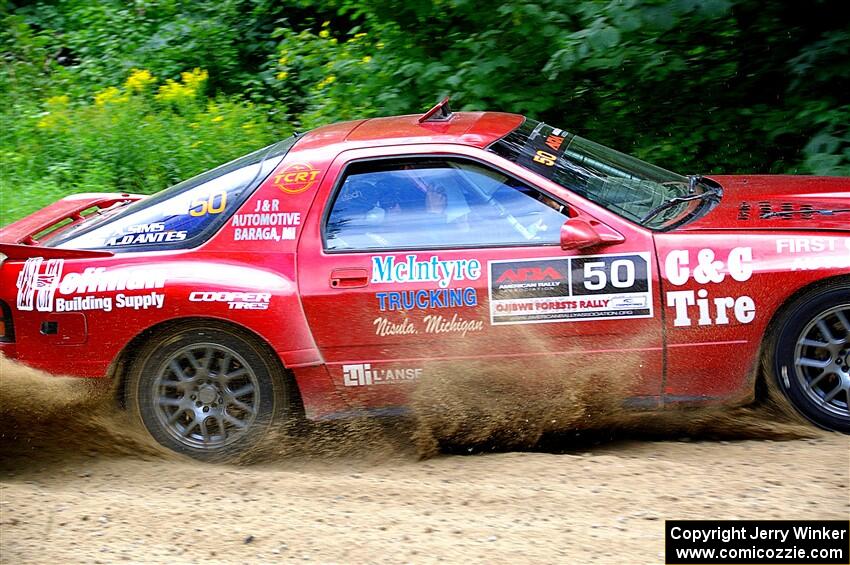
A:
<box><xmin>16</xmin><ymin>257</ymin><xmax>167</xmax><ymax>313</ymax></box>
<box><xmin>488</xmin><ymin>253</ymin><xmax>652</xmax><ymax>325</ymax></box>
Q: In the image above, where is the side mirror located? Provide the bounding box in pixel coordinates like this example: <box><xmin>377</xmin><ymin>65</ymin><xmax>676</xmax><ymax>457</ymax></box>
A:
<box><xmin>560</xmin><ymin>218</ymin><xmax>624</xmax><ymax>251</ymax></box>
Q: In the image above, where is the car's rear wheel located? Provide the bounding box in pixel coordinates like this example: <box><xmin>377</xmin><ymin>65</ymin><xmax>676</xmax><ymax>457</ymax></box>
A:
<box><xmin>772</xmin><ymin>284</ymin><xmax>850</xmax><ymax>433</ymax></box>
<box><xmin>126</xmin><ymin>322</ymin><xmax>289</xmax><ymax>460</ymax></box>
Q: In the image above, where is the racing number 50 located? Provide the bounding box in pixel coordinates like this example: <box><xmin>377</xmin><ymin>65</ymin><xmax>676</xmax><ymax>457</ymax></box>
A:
<box><xmin>532</xmin><ymin>150</ymin><xmax>557</xmax><ymax>167</ymax></box>
<box><xmin>189</xmin><ymin>191</ymin><xmax>227</xmax><ymax>217</ymax></box>
<box><xmin>583</xmin><ymin>260</ymin><xmax>635</xmax><ymax>290</ymax></box>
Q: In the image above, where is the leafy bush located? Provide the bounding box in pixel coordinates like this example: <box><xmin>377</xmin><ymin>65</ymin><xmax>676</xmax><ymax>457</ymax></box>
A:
<box><xmin>1</xmin><ymin>65</ymin><xmax>283</xmax><ymax>225</ymax></box>
<box><xmin>1</xmin><ymin>0</ymin><xmax>848</xmax><ymax>226</ymax></box>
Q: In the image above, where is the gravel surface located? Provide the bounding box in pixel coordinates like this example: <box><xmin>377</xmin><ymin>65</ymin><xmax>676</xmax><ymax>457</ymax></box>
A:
<box><xmin>1</xmin><ymin>356</ymin><xmax>848</xmax><ymax>564</ymax></box>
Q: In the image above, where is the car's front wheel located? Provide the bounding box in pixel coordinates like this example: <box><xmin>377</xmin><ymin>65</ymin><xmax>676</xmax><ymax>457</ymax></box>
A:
<box><xmin>773</xmin><ymin>284</ymin><xmax>850</xmax><ymax>433</ymax></box>
<box><xmin>126</xmin><ymin>322</ymin><xmax>289</xmax><ymax>460</ymax></box>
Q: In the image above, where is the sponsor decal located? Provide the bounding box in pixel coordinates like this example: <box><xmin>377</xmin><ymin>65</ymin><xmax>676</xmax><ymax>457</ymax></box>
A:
<box><xmin>776</xmin><ymin>237</ymin><xmax>845</xmax><ymax>254</ymax></box>
<box><xmin>342</xmin><ymin>363</ymin><xmax>422</xmax><ymax>387</ymax></box>
<box><xmin>663</xmin><ymin>247</ymin><xmax>755</xmax><ymax>327</ymax></box>
<box><xmin>106</xmin><ymin>222</ymin><xmax>188</xmax><ymax>247</ymax></box>
<box><xmin>189</xmin><ymin>291</ymin><xmax>271</xmax><ymax>310</ymax></box>
<box><xmin>376</xmin><ymin>287</ymin><xmax>477</xmax><ymax>311</ymax></box>
<box><xmin>488</xmin><ymin>253</ymin><xmax>653</xmax><ymax>325</ymax></box>
<box><xmin>16</xmin><ymin>258</ymin><xmax>166</xmax><ymax>313</ymax></box>
<box><xmin>274</xmin><ymin>162</ymin><xmax>320</xmax><ymax>194</ymax></box>
<box><xmin>373</xmin><ymin>317</ymin><xmax>418</xmax><ymax>336</ymax></box>
<box><xmin>775</xmin><ymin>237</ymin><xmax>850</xmax><ymax>271</ymax></box>
<box><xmin>422</xmin><ymin>313</ymin><xmax>484</xmax><ymax>337</ymax></box>
<box><xmin>372</xmin><ymin>313</ymin><xmax>484</xmax><ymax>337</ymax></box>
<box><xmin>371</xmin><ymin>255</ymin><xmax>481</xmax><ymax>288</ymax></box>
<box><xmin>231</xmin><ymin>200</ymin><xmax>301</xmax><ymax>242</ymax></box>
<box><xmin>515</xmin><ymin>123</ymin><xmax>572</xmax><ymax>180</ymax></box>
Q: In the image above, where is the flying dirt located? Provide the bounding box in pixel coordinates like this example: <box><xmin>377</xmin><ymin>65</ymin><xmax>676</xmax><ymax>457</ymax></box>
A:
<box><xmin>1</xmin><ymin>355</ymin><xmax>848</xmax><ymax>564</ymax></box>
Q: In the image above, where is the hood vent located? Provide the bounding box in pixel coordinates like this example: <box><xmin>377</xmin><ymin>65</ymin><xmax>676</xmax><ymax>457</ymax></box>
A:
<box><xmin>738</xmin><ymin>201</ymin><xmax>817</xmax><ymax>220</ymax></box>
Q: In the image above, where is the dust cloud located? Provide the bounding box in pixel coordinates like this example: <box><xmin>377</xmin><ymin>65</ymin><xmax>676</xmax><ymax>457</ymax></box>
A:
<box><xmin>0</xmin><ymin>355</ymin><xmax>167</xmax><ymax>461</ymax></box>
<box><xmin>0</xmin><ymin>348</ymin><xmax>819</xmax><ymax>466</ymax></box>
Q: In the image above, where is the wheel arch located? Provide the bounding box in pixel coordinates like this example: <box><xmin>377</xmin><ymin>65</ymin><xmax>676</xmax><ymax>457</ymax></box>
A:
<box><xmin>755</xmin><ymin>272</ymin><xmax>850</xmax><ymax>400</ymax></box>
<box><xmin>108</xmin><ymin>316</ymin><xmax>303</xmax><ymax>414</ymax></box>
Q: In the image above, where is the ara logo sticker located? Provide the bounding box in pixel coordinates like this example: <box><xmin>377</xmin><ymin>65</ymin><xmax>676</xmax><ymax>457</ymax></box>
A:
<box><xmin>274</xmin><ymin>162</ymin><xmax>320</xmax><ymax>194</ymax></box>
<box><xmin>495</xmin><ymin>266</ymin><xmax>565</xmax><ymax>284</ymax></box>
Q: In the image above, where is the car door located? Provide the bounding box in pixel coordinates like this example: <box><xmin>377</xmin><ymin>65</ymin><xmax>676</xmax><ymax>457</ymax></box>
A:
<box><xmin>296</xmin><ymin>144</ymin><xmax>664</xmax><ymax>413</ymax></box>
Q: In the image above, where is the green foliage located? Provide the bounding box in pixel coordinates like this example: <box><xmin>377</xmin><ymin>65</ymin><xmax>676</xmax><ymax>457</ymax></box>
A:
<box><xmin>1</xmin><ymin>0</ymin><xmax>848</xmax><ymax>226</ymax></box>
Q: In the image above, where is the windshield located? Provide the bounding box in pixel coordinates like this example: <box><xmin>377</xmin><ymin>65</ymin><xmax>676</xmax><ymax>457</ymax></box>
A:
<box><xmin>48</xmin><ymin>136</ymin><xmax>299</xmax><ymax>251</ymax></box>
<box><xmin>489</xmin><ymin>119</ymin><xmax>714</xmax><ymax>229</ymax></box>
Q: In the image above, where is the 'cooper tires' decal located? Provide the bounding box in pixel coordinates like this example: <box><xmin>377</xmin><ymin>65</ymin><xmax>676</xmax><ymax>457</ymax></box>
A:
<box><xmin>488</xmin><ymin>253</ymin><xmax>653</xmax><ymax>325</ymax></box>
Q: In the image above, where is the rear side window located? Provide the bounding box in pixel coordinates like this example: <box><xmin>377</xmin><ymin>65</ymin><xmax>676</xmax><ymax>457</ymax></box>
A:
<box><xmin>324</xmin><ymin>158</ymin><xmax>569</xmax><ymax>251</ymax></box>
<box><xmin>49</xmin><ymin>137</ymin><xmax>298</xmax><ymax>252</ymax></box>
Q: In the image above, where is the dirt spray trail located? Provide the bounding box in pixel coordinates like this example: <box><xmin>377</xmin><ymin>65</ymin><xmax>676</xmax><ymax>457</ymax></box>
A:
<box><xmin>1</xmin><ymin>355</ymin><xmax>847</xmax><ymax>564</ymax></box>
<box><xmin>0</xmin><ymin>348</ymin><xmax>820</xmax><ymax>464</ymax></box>
<box><xmin>0</xmin><ymin>355</ymin><xmax>168</xmax><ymax>461</ymax></box>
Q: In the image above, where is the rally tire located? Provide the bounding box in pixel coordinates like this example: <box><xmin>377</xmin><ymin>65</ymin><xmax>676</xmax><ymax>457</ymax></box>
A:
<box><xmin>772</xmin><ymin>284</ymin><xmax>850</xmax><ymax>433</ymax></box>
<box><xmin>126</xmin><ymin>322</ymin><xmax>288</xmax><ymax>460</ymax></box>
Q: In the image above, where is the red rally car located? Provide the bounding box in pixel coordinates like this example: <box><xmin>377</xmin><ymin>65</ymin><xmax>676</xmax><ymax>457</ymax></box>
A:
<box><xmin>1</xmin><ymin>99</ymin><xmax>848</xmax><ymax>458</ymax></box>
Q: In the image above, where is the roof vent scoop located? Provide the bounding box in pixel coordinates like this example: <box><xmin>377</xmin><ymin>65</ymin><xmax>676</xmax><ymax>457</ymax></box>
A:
<box><xmin>419</xmin><ymin>97</ymin><xmax>453</xmax><ymax>123</ymax></box>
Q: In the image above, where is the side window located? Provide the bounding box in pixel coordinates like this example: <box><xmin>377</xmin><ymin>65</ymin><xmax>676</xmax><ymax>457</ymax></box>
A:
<box><xmin>325</xmin><ymin>158</ymin><xmax>569</xmax><ymax>251</ymax></box>
<box><xmin>50</xmin><ymin>138</ymin><xmax>295</xmax><ymax>251</ymax></box>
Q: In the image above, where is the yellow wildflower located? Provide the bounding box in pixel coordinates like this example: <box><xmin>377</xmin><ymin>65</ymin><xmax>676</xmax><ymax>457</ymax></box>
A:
<box><xmin>94</xmin><ymin>87</ymin><xmax>127</xmax><ymax>106</ymax></box>
<box><xmin>211</xmin><ymin>115</ymin><xmax>224</xmax><ymax>123</ymax></box>
<box><xmin>317</xmin><ymin>75</ymin><xmax>336</xmax><ymax>89</ymax></box>
<box><xmin>322</xmin><ymin>20</ymin><xmax>330</xmax><ymax>27</ymax></box>
<box><xmin>155</xmin><ymin>79</ymin><xmax>189</xmax><ymax>102</ymax></box>
<box><xmin>45</xmin><ymin>95</ymin><xmax>70</xmax><ymax>106</ymax></box>
<box><xmin>181</xmin><ymin>68</ymin><xmax>209</xmax><ymax>92</ymax></box>
<box><xmin>276</xmin><ymin>71</ymin><xmax>289</xmax><ymax>81</ymax></box>
<box><xmin>37</xmin><ymin>96</ymin><xmax>72</xmax><ymax>128</ymax></box>
<box><xmin>354</xmin><ymin>33</ymin><xmax>367</xmax><ymax>39</ymax></box>
<box><xmin>125</xmin><ymin>69</ymin><xmax>156</xmax><ymax>92</ymax></box>
<box><xmin>319</xmin><ymin>29</ymin><xmax>330</xmax><ymax>38</ymax></box>
<box><xmin>376</xmin><ymin>41</ymin><xmax>385</xmax><ymax>50</ymax></box>
<box><xmin>362</xmin><ymin>56</ymin><xmax>372</xmax><ymax>64</ymax></box>
<box><xmin>278</xmin><ymin>54</ymin><xmax>289</xmax><ymax>65</ymax></box>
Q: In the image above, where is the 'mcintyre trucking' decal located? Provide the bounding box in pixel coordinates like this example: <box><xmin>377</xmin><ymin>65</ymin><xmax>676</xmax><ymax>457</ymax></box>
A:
<box><xmin>488</xmin><ymin>253</ymin><xmax>652</xmax><ymax>325</ymax></box>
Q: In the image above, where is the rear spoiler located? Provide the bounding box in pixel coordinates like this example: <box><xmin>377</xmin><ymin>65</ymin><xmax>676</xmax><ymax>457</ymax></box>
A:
<box><xmin>0</xmin><ymin>192</ymin><xmax>143</xmax><ymax>246</ymax></box>
<box><xmin>0</xmin><ymin>243</ymin><xmax>113</xmax><ymax>260</ymax></box>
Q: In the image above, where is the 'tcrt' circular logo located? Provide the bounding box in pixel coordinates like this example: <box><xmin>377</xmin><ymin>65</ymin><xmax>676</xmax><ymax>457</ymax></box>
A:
<box><xmin>274</xmin><ymin>163</ymin><xmax>320</xmax><ymax>194</ymax></box>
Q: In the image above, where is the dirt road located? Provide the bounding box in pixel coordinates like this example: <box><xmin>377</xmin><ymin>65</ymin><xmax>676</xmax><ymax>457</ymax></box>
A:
<box><xmin>1</xmin><ymin>357</ymin><xmax>848</xmax><ymax>564</ymax></box>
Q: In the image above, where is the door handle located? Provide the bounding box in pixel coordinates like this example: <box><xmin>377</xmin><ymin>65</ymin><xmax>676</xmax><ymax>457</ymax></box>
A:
<box><xmin>330</xmin><ymin>268</ymin><xmax>369</xmax><ymax>288</ymax></box>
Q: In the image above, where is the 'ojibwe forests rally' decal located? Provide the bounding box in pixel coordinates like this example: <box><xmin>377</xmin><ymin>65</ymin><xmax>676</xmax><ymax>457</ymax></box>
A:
<box><xmin>488</xmin><ymin>252</ymin><xmax>653</xmax><ymax>325</ymax></box>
